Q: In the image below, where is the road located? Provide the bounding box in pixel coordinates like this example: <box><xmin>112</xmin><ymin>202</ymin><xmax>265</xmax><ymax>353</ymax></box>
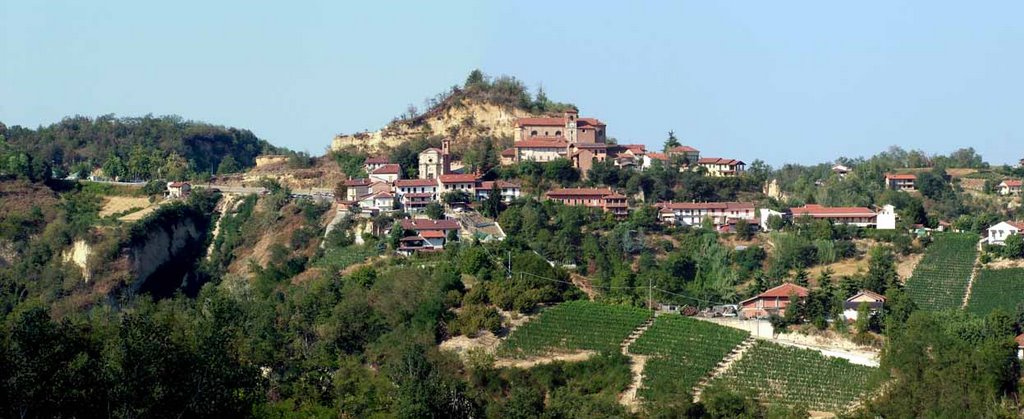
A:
<box><xmin>82</xmin><ymin>179</ymin><xmax>333</xmax><ymax>197</ymax></box>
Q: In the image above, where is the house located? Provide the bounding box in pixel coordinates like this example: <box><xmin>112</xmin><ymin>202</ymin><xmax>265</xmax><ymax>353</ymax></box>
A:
<box><xmin>343</xmin><ymin>178</ymin><xmax>373</xmax><ymax>201</ymax></box>
<box><xmin>546</xmin><ymin>187</ymin><xmax>629</xmax><ymax>218</ymax></box>
<box><xmin>395</xmin><ymin>179</ymin><xmax>439</xmax><ymax>212</ymax></box>
<box><xmin>998</xmin><ymin>180</ymin><xmax>1022</xmax><ymax>196</ymax></box>
<box><xmin>843</xmin><ymin>290</ymin><xmax>886</xmax><ymax>321</ymax></box>
<box><xmin>438</xmin><ymin>174</ymin><xmax>478</xmax><ymax>198</ymax></box>
<box><xmin>167</xmin><ymin>182</ymin><xmax>191</xmax><ymax>199</ymax></box>
<box><xmin>656</xmin><ymin>202</ymin><xmax>756</xmax><ymax>227</ymax></box>
<box><xmin>876</xmin><ymin>204</ymin><xmax>898</xmax><ymax>230</ymax></box>
<box><xmin>986</xmin><ymin>221</ymin><xmax>1024</xmax><ymax>245</ymax></box>
<box><xmin>697</xmin><ymin>158</ymin><xmax>746</xmax><ymax>177</ymax></box>
<box><xmin>789</xmin><ymin>204</ymin><xmax>878</xmax><ymax>227</ymax></box>
<box><xmin>476</xmin><ymin>180</ymin><xmax>521</xmax><ymax>203</ymax></box>
<box><xmin>641</xmin><ymin>153</ymin><xmax>669</xmax><ymax>171</ymax></box>
<box><xmin>832</xmin><ymin>164</ymin><xmax>851</xmax><ymax>178</ymax></box>
<box><xmin>740</xmin><ymin>283</ymin><xmax>809</xmax><ymax>319</ymax></box>
<box><xmin>364</xmin><ymin>156</ymin><xmax>390</xmax><ymax>173</ymax></box>
<box><xmin>419</xmin><ymin>139</ymin><xmax>452</xmax><ymax>179</ymax></box>
<box><xmin>758</xmin><ymin>208</ymin><xmax>786</xmax><ymax>231</ymax></box>
<box><xmin>395</xmin><ymin>218</ymin><xmax>460</xmax><ymax>255</ymax></box>
<box><xmin>609</xmin><ymin>144</ymin><xmax>646</xmax><ymax>170</ymax></box>
<box><xmin>356</xmin><ymin>191</ymin><xmax>396</xmax><ymax>214</ymax></box>
<box><xmin>885</xmin><ymin>173</ymin><xmax>917</xmax><ymax>191</ymax></box>
<box><xmin>369</xmin><ymin>164</ymin><xmax>401</xmax><ymax>183</ymax></box>
<box><xmin>500</xmin><ymin>148</ymin><xmax>516</xmax><ymax>166</ymax></box>
<box><xmin>666</xmin><ymin>146</ymin><xmax>701</xmax><ymax>164</ymax></box>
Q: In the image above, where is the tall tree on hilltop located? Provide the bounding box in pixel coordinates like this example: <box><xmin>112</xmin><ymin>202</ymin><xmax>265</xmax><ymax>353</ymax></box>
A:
<box><xmin>663</xmin><ymin>130</ymin><xmax>681</xmax><ymax>153</ymax></box>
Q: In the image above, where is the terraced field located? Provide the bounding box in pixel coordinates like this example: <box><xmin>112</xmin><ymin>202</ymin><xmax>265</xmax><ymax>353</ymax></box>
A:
<box><xmin>966</xmin><ymin>268</ymin><xmax>1024</xmax><ymax>316</ymax></box>
<box><xmin>710</xmin><ymin>341</ymin><xmax>878</xmax><ymax>412</ymax></box>
<box><xmin>628</xmin><ymin>316</ymin><xmax>749</xmax><ymax>401</ymax></box>
<box><xmin>497</xmin><ymin>301</ymin><xmax>651</xmax><ymax>358</ymax></box>
<box><xmin>905</xmin><ymin>233</ymin><xmax>978</xmax><ymax>310</ymax></box>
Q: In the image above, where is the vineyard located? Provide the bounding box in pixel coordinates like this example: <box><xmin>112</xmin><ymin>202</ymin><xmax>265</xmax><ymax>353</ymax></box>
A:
<box><xmin>966</xmin><ymin>268</ymin><xmax>1024</xmax><ymax>316</ymax></box>
<box><xmin>905</xmin><ymin>233</ymin><xmax>978</xmax><ymax>310</ymax></box>
<box><xmin>710</xmin><ymin>341</ymin><xmax>878</xmax><ymax>412</ymax></box>
<box><xmin>497</xmin><ymin>301</ymin><xmax>651</xmax><ymax>358</ymax></box>
<box><xmin>628</xmin><ymin>316</ymin><xmax>749</xmax><ymax>401</ymax></box>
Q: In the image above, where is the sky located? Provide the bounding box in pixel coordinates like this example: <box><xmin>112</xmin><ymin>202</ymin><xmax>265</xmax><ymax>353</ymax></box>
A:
<box><xmin>2</xmin><ymin>1</ymin><xmax>1022</xmax><ymax>166</ymax></box>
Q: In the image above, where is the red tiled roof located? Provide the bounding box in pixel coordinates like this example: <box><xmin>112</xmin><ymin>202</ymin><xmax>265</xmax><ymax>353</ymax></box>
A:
<box><xmin>439</xmin><ymin>174</ymin><xmax>478</xmax><ymax>184</ymax></box>
<box><xmin>344</xmin><ymin>178</ymin><xmax>372</xmax><ymax>187</ymax></box>
<box><xmin>365</xmin><ymin>156</ymin><xmax>389</xmax><ymax>164</ymax></box>
<box><xmin>885</xmin><ymin>173</ymin><xmax>917</xmax><ymax>180</ymax></box>
<box><xmin>577</xmin><ymin>117</ymin><xmax>606</xmax><ymax>127</ymax></box>
<box><xmin>622</xmin><ymin>144</ymin><xmax>646</xmax><ymax>153</ymax></box>
<box><xmin>698</xmin><ymin>157</ymin><xmax>744</xmax><ymax>166</ymax></box>
<box><xmin>757</xmin><ymin>283</ymin><xmax>810</xmax><ymax>299</ymax></box>
<box><xmin>647</xmin><ymin>152</ymin><xmax>669</xmax><ymax>161</ymax></box>
<box><xmin>501</xmin><ymin>148</ymin><xmax>516</xmax><ymax>157</ymax></box>
<box><xmin>668</xmin><ymin>145</ymin><xmax>700</xmax><ymax>153</ymax></box>
<box><xmin>371</xmin><ymin>164</ymin><xmax>401</xmax><ymax>175</ymax></box>
<box><xmin>1016</xmin><ymin>333</ymin><xmax>1024</xmax><ymax>348</ymax></box>
<box><xmin>547</xmin><ymin>187</ymin><xmax>616</xmax><ymax>198</ymax></box>
<box><xmin>400</xmin><ymin>219</ymin><xmax>460</xmax><ymax>231</ymax></box>
<box><xmin>1007</xmin><ymin>221</ymin><xmax>1024</xmax><ymax>230</ymax></box>
<box><xmin>790</xmin><ymin>204</ymin><xmax>875</xmax><ymax>218</ymax></box>
<box><xmin>395</xmin><ymin>179</ymin><xmax>437</xmax><ymax>187</ymax></box>
<box><xmin>1001</xmin><ymin>179</ymin><xmax>1023</xmax><ymax>187</ymax></box>
<box><xmin>573</xmin><ymin>143</ymin><xmax>609</xmax><ymax>149</ymax></box>
<box><xmin>847</xmin><ymin>290</ymin><xmax>886</xmax><ymax>302</ymax></box>
<box><xmin>168</xmin><ymin>181</ymin><xmax>190</xmax><ymax>188</ymax></box>
<box><xmin>514</xmin><ymin>139</ymin><xmax>569</xmax><ymax>148</ymax></box>
<box><xmin>420</xmin><ymin>230</ymin><xmax>447</xmax><ymax>239</ymax></box>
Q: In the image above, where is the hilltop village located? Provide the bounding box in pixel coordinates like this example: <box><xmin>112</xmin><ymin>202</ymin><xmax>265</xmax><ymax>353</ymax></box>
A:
<box><xmin>4</xmin><ymin>73</ymin><xmax>1024</xmax><ymax>417</ymax></box>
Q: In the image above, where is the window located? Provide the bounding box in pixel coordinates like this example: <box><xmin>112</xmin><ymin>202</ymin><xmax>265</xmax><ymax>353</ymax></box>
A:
<box><xmin>530</xmin><ymin>130</ymin><xmax>538</xmax><ymax>136</ymax></box>
<box><xmin>555</xmin><ymin>130</ymin><xmax>561</xmax><ymax>136</ymax></box>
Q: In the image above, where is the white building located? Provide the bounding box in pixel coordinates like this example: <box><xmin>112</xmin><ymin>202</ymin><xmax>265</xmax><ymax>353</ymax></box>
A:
<box><xmin>876</xmin><ymin>204</ymin><xmax>897</xmax><ymax>230</ymax></box>
<box><xmin>999</xmin><ymin>180</ymin><xmax>1022</xmax><ymax>196</ymax></box>
<box><xmin>476</xmin><ymin>180</ymin><xmax>521</xmax><ymax>203</ymax></box>
<box><xmin>843</xmin><ymin>290</ymin><xmax>886</xmax><ymax>321</ymax></box>
<box><xmin>167</xmin><ymin>182</ymin><xmax>191</xmax><ymax>199</ymax></box>
<box><xmin>759</xmin><ymin>209</ymin><xmax>786</xmax><ymax>231</ymax></box>
<box><xmin>986</xmin><ymin>221</ymin><xmax>1024</xmax><ymax>245</ymax></box>
<box><xmin>369</xmin><ymin>164</ymin><xmax>401</xmax><ymax>184</ymax></box>
<box><xmin>656</xmin><ymin>202</ymin><xmax>756</xmax><ymax>227</ymax></box>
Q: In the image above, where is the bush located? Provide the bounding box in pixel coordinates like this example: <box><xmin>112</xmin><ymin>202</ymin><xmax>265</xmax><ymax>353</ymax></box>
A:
<box><xmin>452</xmin><ymin>304</ymin><xmax>502</xmax><ymax>337</ymax></box>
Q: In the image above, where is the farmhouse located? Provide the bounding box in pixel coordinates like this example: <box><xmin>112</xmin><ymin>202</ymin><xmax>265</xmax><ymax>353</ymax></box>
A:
<box><xmin>356</xmin><ymin>192</ymin><xmax>395</xmax><ymax>214</ymax></box>
<box><xmin>986</xmin><ymin>221</ymin><xmax>1024</xmax><ymax>245</ymax></box>
<box><xmin>998</xmin><ymin>179</ymin><xmax>1022</xmax><ymax>196</ymax></box>
<box><xmin>832</xmin><ymin>164</ymin><xmax>851</xmax><ymax>178</ymax></box>
<box><xmin>641</xmin><ymin>152</ymin><xmax>670</xmax><ymax>171</ymax></box>
<box><xmin>546</xmin><ymin>187</ymin><xmax>628</xmax><ymax>218</ymax></box>
<box><xmin>343</xmin><ymin>178</ymin><xmax>373</xmax><ymax>201</ymax></box>
<box><xmin>843</xmin><ymin>290</ymin><xmax>886</xmax><ymax>321</ymax></box>
<box><xmin>656</xmin><ymin>202</ymin><xmax>756</xmax><ymax>227</ymax></box>
<box><xmin>697</xmin><ymin>157</ymin><xmax>746</xmax><ymax>177</ymax></box>
<box><xmin>395</xmin><ymin>179</ymin><xmax>439</xmax><ymax>211</ymax></box>
<box><xmin>167</xmin><ymin>182</ymin><xmax>191</xmax><ymax>199</ymax></box>
<box><xmin>438</xmin><ymin>174</ymin><xmax>478</xmax><ymax>197</ymax></box>
<box><xmin>884</xmin><ymin>173</ymin><xmax>917</xmax><ymax>191</ymax></box>
<box><xmin>499</xmin><ymin>148</ymin><xmax>516</xmax><ymax>166</ymax></box>
<box><xmin>740</xmin><ymin>283</ymin><xmax>809</xmax><ymax>318</ymax></box>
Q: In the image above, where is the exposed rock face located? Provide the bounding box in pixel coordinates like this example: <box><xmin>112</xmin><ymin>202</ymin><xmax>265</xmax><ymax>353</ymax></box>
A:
<box><xmin>129</xmin><ymin>218</ymin><xmax>204</xmax><ymax>295</ymax></box>
<box><xmin>331</xmin><ymin>101</ymin><xmax>530</xmax><ymax>152</ymax></box>
<box><xmin>62</xmin><ymin>240</ymin><xmax>93</xmax><ymax>281</ymax></box>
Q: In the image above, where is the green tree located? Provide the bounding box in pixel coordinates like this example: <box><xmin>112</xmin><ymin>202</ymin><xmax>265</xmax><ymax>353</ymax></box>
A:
<box><xmin>863</xmin><ymin>246</ymin><xmax>899</xmax><ymax>294</ymax></box>
<box><xmin>663</xmin><ymin>130</ymin><xmax>681</xmax><ymax>153</ymax></box>
<box><xmin>217</xmin><ymin>154</ymin><xmax>241</xmax><ymax>174</ymax></box>
<box><xmin>424</xmin><ymin>202</ymin><xmax>444</xmax><ymax>220</ymax></box>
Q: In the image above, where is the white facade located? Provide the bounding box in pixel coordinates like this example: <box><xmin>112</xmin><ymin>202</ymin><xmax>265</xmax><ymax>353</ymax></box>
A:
<box><xmin>759</xmin><ymin>209</ymin><xmax>786</xmax><ymax>231</ymax></box>
<box><xmin>999</xmin><ymin>181</ymin><xmax>1022</xmax><ymax>196</ymax></box>
<box><xmin>987</xmin><ymin>221</ymin><xmax>1022</xmax><ymax>245</ymax></box>
<box><xmin>876</xmin><ymin>204</ymin><xmax>897</xmax><ymax>230</ymax></box>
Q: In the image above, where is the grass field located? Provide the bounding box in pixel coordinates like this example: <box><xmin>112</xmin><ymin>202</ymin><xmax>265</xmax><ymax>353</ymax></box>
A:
<box><xmin>905</xmin><ymin>233</ymin><xmax>978</xmax><ymax>310</ymax></box>
<box><xmin>628</xmin><ymin>316</ymin><xmax>749</xmax><ymax>402</ymax></box>
<box><xmin>966</xmin><ymin>268</ymin><xmax>1024</xmax><ymax>316</ymax></box>
<box><xmin>497</xmin><ymin>301</ymin><xmax>650</xmax><ymax>358</ymax></box>
<box><xmin>710</xmin><ymin>341</ymin><xmax>878</xmax><ymax>413</ymax></box>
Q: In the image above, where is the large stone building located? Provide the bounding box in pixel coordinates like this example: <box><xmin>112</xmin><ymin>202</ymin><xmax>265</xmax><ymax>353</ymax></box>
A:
<box><xmin>510</xmin><ymin>109</ymin><xmax>609</xmax><ymax>176</ymax></box>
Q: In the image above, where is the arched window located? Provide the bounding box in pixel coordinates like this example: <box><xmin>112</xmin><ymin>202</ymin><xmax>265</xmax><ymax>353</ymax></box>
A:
<box><xmin>555</xmin><ymin>131</ymin><xmax>561</xmax><ymax>136</ymax></box>
<box><xmin>530</xmin><ymin>130</ymin><xmax>538</xmax><ymax>136</ymax></box>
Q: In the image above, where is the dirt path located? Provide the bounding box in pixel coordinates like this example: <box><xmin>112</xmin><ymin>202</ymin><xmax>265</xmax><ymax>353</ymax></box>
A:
<box><xmin>99</xmin><ymin>196</ymin><xmax>153</xmax><ymax>217</ymax></box>
<box><xmin>570</xmin><ymin>273</ymin><xmax>598</xmax><ymax>300</ymax></box>
<box><xmin>492</xmin><ymin>351</ymin><xmax>596</xmax><ymax>369</ymax></box>
<box><xmin>695</xmin><ymin>317</ymin><xmax>880</xmax><ymax>367</ymax></box>
<box><xmin>692</xmin><ymin>337</ymin><xmax>757</xmax><ymax>401</ymax></box>
<box><xmin>962</xmin><ymin>239</ymin><xmax>984</xmax><ymax>308</ymax></box>
<box><xmin>618</xmin><ymin>317</ymin><xmax>655</xmax><ymax>412</ymax></box>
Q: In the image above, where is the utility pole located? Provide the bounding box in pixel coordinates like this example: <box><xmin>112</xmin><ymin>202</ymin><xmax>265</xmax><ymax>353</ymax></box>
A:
<box><xmin>648</xmin><ymin>276</ymin><xmax>653</xmax><ymax>312</ymax></box>
<box><xmin>507</xmin><ymin>251</ymin><xmax>512</xmax><ymax>279</ymax></box>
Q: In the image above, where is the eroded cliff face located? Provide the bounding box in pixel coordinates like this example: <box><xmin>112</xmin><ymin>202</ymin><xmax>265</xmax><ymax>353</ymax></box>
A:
<box><xmin>61</xmin><ymin>240</ymin><xmax>93</xmax><ymax>281</ymax></box>
<box><xmin>331</xmin><ymin>100</ymin><xmax>528</xmax><ymax>152</ymax></box>
<box><xmin>122</xmin><ymin>206</ymin><xmax>214</xmax><ymax>298</ymax></box>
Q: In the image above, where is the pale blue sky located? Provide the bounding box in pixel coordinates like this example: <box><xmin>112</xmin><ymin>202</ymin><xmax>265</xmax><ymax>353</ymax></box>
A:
<box><xmin>2</xmin><ymin>1</ymin><xmax>1022</xmax><ymax>165</ymax></box>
